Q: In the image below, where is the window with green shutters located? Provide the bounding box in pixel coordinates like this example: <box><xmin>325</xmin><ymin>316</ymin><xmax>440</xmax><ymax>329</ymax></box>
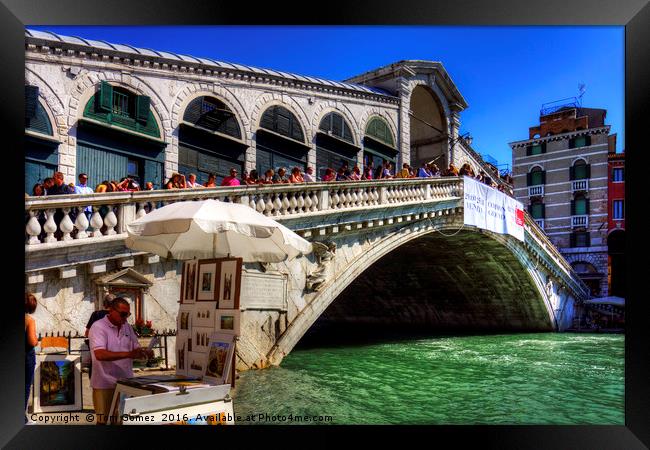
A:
<box><xmin>571</xmin><ymin>231</ymin><xmax>590</xmax><ymax>247</ymax></box>
<box><xmin>569</xmin><ymin>135</ymin><xmax>591</xmax><ymax>149</ymax></box>
<box><xmin>570</xmin><ymin>160</ymin><xmax>590</xmax><ymax>180</ymax></box>
<box><xmin>572</xmin><ymin>195</ymin><xmax>589</xmax><ymax>215</ymax></box>
<box><xmin>84</xmin><ymin>81</ymin><xmax>159</xmax><ymax>138</ymax></box>
<box><xmin>529</xmin><ymin>202</ymin><xmax>545</xmax><ymax>219</ymax></box>
<box><xmin>366</xmin><ymin>117</ymin><xmax>395</xmax><ymax>147</ymax></box>
<box><xmin>527</xmin><ymin>167</ymin><xmax>545</xmax><ymax>186</ymax></box>
<box><xmin>25</xmin><ymin>85</ymin><xmax>56</xmax><ymax>136</ymax></box>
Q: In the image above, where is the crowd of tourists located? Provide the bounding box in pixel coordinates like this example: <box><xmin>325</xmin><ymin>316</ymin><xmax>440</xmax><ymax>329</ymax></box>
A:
<box><xmin>27</xmin><ymin>160</ymin><xmax>514</xmax><ymax>198</ymax></box>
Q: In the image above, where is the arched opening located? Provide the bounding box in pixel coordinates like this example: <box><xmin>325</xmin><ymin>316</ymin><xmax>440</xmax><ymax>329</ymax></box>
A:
<box><xmin>363</xmin><ymin>116</ymin><xmax>397</xmax><ymax>174</ymax></box>
<box><xmin>607</xmin><ymin>230</ymin><xmax>625</xmax><ymax>297</ymax></box>
<box><xmin>179</xmin><ymin>95</ymin><xmax>247</xmax><ymax>186</ymax></box>
<box><xmin>77</xmin><ymin>81</ymin><xmax>166</xmax><ymax>189</ymax></box>
<box><xmin>256</xmin><ymin>105</ymin><xmax>310</xmax><ymax>176</ymax></box>
<box><xmin>409</xmin><ymin>85</ymin><xmax>446</xmax><ymax>170</ymax></box>
<box><xmin>315</xmin><ymin>112</ymin><xmax>359</xmax><ymax>179</ymax></box>
<box><xmin>25</xmin><ymin>85</ymin><xmax>58</xmax><ymax>195</ymax></box>
<box><xmin>298</xmin><ymin>231</ymin><xmax>552</xmax><ymax>347</ymax></box>
<box><xmin>571</xmin><ymin>261</ymin><xmax>602</xmax><ymax>297</ymax></box>
<box><xmin>570</xmin><ymin>159</ymin><xmax>590</xmax><ymax>181</ymax></box>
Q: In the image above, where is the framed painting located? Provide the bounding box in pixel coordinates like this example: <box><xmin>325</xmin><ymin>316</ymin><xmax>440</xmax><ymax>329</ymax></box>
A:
<box><xmin>215</xmin><ymin>309</ymin><xmax>240</xmax><ymax>336</ymax></box>
<box><xmin>193</xmin><ymin>326</ymin><xmax>214</xmax><ymax>353</ymax></box>
<box><xmin>217</xmin><ymin>258</ymin><xmax>242</xmax><ymax>309</ymax></box>
<box><xmin>175</xmin><ymin>331</ymin><xmax>188</xmax><ymax>376</ymax></box>
<box><xmin>197</xmin><ymin>260</ymin><xmax>219</xmax><ymax>301</ymax></box>
<box><xmin>180</xmin><ymin>260</ymin><xmax>199</xmax><ymax>304</ymax></box>
<box><xmin>33</xmin><ymin>354</ymin><xmax>82</xmax><ymax>413</ymax></box>
<box><xmin>194</xmin><ymin>302</ymin><xmax>216</xmax><ymax>328</ymax></box>
<box><xmin>203</xmin><ymin>333</ymin><xmax>236</xmax><ymax>385</ymax></box>
<box><xmin>177</xmin><ymin>305</ymin><xmax>193</xmax><ymax>332</ymax></box>
<box><xmin>187</xmin><ymin>351</ymin><xmax>206</xmax><ymax>378</ymax></box>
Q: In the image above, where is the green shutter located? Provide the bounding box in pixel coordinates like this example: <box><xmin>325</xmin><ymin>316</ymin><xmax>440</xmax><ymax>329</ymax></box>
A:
<box><xmin>136</xmin><ymin>95</ymin><xmax>150</xmax><ymax>124</ymax></box>
<box><xmin>25</xmin><ymin>85</ymin><xmax>39</xmax><ymax>120</ymax></box>
<box><xmin>99</xmin><ymin>81</ymin><xmax>113</xmax><ymax>112</ymax></box>
<box><xmin>575</xmin><ymin>199</ymin><xmax>587</xmax><ymax>215</ymax></box>
<box><xmin>144</xmin><ymin>159</ymin><xmax>162</xmax><ymax>189</ymax></box>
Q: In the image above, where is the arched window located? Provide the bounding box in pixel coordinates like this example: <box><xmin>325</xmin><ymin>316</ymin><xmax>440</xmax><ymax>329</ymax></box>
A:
<box><xmin>25</xmin><ymin>85</ymin><xmax>58</xmax><ymax>195</ymax></box>
<box><xmin>527</xmin><ymin>166</ymin><xmax>545</xmax><ymax>186</ymax></box>
<box><xmin>570</xmin><ymin>159</ymin><xmax>590</xmax><ymax>180</ymax></box>
<box><xmin>319</xmin><ymin>112</ymin><xmax>353</xmax><ymax>142</ymax></box>
<box><xmin>363</xmin><ymin>116</ymin><xmax>397</xmax><ymax>171</ymax></box>
<box><xmin>183</xmin><ymin>96</ymin><xmax>241</xmax><ymax>139</ymax></box>
<box><xmin>366</xmin><ymin>117</ymin><xmax>394</xmax><ymax>147</ymax></box>
<box><xmin>256</xmin><ymin>105</ymin><xmax>309</xmax><ymax>175</ymax></box>
<box><xmin>315</xmin><ymin>112</ymin><xmax>359</xmax><ymax>179</ymax></box>
<box><xmin>77</xmin><ymin>81</ymin><xmax>165</xmax><ymax>189</ymax></box>
<box><xmin>260</xmin><ymin>106</ymin><xmax>304</xmax><ymax>142</ymax></box>
<box><xmin>83</xmin><ymin>81</ymin><xmax>160</xmax><ymax>138</ymax></box>
<box><xmin>179</xmin><ymin>96</ymin><xmax>246</xmax><ymax>186</ymax></box>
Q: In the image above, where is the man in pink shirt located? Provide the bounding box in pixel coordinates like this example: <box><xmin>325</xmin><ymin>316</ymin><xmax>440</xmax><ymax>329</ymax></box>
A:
<box><xmin>88</xmin><ymin>298</ymin><xmax>152</xmax><ymax>424</ymax></box>
<box><xmin>221</xmin><ymin>168</ymin><xmax>241</xmax><ymax>187</ymax></box>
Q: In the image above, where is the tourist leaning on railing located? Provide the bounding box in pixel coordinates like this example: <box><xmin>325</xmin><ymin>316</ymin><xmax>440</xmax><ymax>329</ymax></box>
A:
<box><xmin>289</xmin><ymin>167</ymin><xmax>304</xmax><ymax>183</ymax></box>
<box><xmin>304</xmin><ymin>166</ymin><xmax>316</xmax><ymax>182</ymax></box>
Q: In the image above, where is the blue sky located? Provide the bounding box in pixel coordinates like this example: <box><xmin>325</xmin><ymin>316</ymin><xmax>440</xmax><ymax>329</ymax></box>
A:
<box><xmin>30</xmin><ymin>26</ymin><xmax>624</xmax><ymax>169</ymax></box>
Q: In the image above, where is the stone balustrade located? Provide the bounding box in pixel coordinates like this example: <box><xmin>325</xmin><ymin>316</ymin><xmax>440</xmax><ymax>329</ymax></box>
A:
<box><xmin>24</xmin><ymin>178</ymin><xmax>462</xmax><ymax>247</ymax></box>
<box><xmin>24</xmin><ymin>176</ymin><xmax>589</xmax><ymax>299</ymax></box>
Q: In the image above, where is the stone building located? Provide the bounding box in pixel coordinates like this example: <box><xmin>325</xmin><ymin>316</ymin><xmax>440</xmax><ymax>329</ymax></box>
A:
<box><xmin>24</xmin><ymin>29</ymin><xmax>507</xmax><ymax>365</ymax></box>
<box><xmin>509</xmin><ymin>104</ymin><xmax>612</xmax><ymax>297</ymax></box>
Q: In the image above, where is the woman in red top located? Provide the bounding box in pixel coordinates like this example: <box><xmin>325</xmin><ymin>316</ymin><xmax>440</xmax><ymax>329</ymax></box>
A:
<box><xmin>322</xmin><ymin>168</ymin><xmax>336</xmax><ymax>182</ymax></box>
<box><xmin>289</xmin><ymin>167</ymin><xmax>304</xmax><ymax>183</ymax></box>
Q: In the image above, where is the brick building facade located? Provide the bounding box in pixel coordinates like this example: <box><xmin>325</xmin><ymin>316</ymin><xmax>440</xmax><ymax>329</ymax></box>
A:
<box><xmin>510</xmin><ymin>105</ymin><xmax>612</xmax><ymax>297</ymax></box>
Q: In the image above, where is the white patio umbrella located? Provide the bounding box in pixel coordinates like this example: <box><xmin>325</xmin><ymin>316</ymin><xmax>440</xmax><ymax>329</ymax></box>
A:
<box><xmin>125</xmin><ymin>199</ymin><xmax>312</xmax><ymax>262</ymax></box>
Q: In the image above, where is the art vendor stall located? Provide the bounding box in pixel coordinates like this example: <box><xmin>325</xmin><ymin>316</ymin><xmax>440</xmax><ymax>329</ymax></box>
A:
<box><xmin>109</xmin><ymin>257</ymin><xmax>242</xmax><ymax>425</ymax></box>
<box><xmin>120</xmin><ymin>199</ymin><xmax>312</xmax><ymax>425</ymax></box>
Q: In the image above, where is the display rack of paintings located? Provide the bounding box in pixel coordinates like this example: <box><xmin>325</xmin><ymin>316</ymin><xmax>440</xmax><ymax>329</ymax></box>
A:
<box><xmin>176</xmin><ymin>257</ymin><xmax>243</xmax><ymax>385</ymax></box>
<box><xmin>33</xmin><ymin>355</ymin><xmax>82</xmax><ymax>413</ymax></box>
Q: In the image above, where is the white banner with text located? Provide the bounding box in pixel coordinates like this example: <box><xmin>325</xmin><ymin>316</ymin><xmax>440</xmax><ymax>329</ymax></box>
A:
<box><xmin>463</xmin><ymin>176</ymin><xmax>525</xmax><ymax>241</ymax></box>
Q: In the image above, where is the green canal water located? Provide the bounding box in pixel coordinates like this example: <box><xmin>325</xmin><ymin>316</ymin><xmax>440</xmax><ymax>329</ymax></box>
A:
<box><xmin>232</xmin><ymin>333</ymin><xmax>624</xmax><ymax>425</ymax></box>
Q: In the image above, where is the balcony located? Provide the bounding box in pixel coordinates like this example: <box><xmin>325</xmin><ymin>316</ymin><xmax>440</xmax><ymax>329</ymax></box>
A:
<box><xmin>571</xmin><ymin>215</ymin><xmax>589</xmax><ymax>228</ymax></box>
<box><xmin>528</xmin><ymin>185</ymin><xmax>544</xmax><ymax>197</ymax></box>
<box><xmin>534</xmin><ymin>219</ymin><xmax>544</xmax><ymax>229</ymax></box>
<box><xmin>571</xmin><ymin>179</ymin><xmax>589</xmax><ymax>192</ymax></box>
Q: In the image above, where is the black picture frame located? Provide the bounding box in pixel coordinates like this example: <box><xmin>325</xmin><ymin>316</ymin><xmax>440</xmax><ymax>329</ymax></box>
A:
<box><xmin>8</xmin><ymin>0</ymin><xmax>647</xmax><ymax>447</ymax></box>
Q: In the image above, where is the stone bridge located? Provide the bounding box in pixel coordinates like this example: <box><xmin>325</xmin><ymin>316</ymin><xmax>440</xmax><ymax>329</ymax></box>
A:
<box><xmin>25</xmin><ymin>177</ymin><xmax>590</xmax><ymax>370</ymax></box>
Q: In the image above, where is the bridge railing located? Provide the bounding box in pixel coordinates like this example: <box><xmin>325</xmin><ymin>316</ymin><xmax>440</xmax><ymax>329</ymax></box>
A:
<box><xmin>523</xmin><ymin>212</ymin><xmax>591</xmax><ymax>298</ymax></box>
<box><xmin>25</xmin><ymin>177</ymin><xmax>462</xmax><ymax>248</ymax></box>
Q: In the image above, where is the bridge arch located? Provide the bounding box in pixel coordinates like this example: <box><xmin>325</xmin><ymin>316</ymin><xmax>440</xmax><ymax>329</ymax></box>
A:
<box><xmin>268</xmin><ymin>221</ymin><xmax>557</xmax><ymax>365</ymax></box>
